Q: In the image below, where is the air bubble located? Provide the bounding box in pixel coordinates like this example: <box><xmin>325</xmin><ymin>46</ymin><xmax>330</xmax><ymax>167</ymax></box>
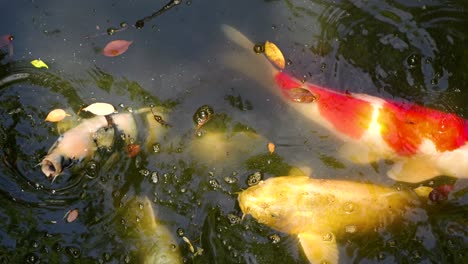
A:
<box><xmin>343</xmin><ymin>202</ymin><xmax>355</xmax><ymax>213</ymax></box>
<box><xmin>247</xmin><ymin>172</ymin><xmax>262</xmax><ymax>186</ymax></box>
<box><xmin>227</xmin><ymin>214</ymin><xmax>241</xmax><ymax>225</ymax></box>
<box><xmin>268</xmin><ymin>234</ymin><xmax>281</xmax><ymax>244</ymax></box>
<box><xmin>151</xmin><ymin>172</ymin><xmax>159</xmax><ymax>183</ymax></box>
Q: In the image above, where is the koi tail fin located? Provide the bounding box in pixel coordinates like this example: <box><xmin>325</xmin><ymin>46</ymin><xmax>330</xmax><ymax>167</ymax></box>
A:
<box><xmin>221</xmin><ymin>24</ymin><xmax>278</xmax><ymax>90</ymax></box>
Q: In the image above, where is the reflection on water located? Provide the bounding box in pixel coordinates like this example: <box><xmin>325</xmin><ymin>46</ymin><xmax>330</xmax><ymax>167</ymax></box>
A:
<box><xmin>0</xmin><ymin>0</ymin><xmax>467</xmax><ymax>263</ymax></box>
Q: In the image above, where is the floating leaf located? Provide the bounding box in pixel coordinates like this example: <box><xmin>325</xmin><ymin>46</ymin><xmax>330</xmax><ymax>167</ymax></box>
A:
<box><xmin>64</xmin><ymin>208</ymin><xmax>79</xmax><ymax>223</ymax></box>
<box><xmin>268</xmin><ymin>142</ymin><xmax>275</xmax><ymax>154</ymax></box>
<box><xmin>82</xmin><ymin>102</ymin><xmax>116</xmax><ymax>116</ymax></box>
<box><xmin>127</xmin><ymin>144</ymin><xmax>141</xmax><ymax>157</ymax></box>
<box><xmin>285</xmin><ymin>88</ymin><xmax>316</xmax><ymax>103</ymax></box>
<box><xmin>31</xmin><ymin>59</ymin><xmax>49</xmax><ymax>69</ymax></box>
<box><xmin>103</xmin><ymin>40</ymin><xmax>133</xmax><ymax>57</ymax></box>
<box><xmin>264</xmin><ymin>41</ymin><xmax>285</xmax><ymax>69</ymax></box>
<box><xmin>45</xmin><ymin>109</ymin><xmax>70</xmax><ymax>122</ymax></box>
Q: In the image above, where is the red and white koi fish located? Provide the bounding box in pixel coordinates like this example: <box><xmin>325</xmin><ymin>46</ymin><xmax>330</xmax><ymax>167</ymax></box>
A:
<box><xmin>222</xmin><ymin>25</ymin><xmax>468</xmax><ymax>183</ymax></box>
<box><xmin>41</xmin><ymin>108</ymin><xmax>167</xmax><ymax>178</ymax></box>
<box><xmin>239</xmin><ymin>175</ymin><xmax>424</xmax><ymax>264</ymax></box>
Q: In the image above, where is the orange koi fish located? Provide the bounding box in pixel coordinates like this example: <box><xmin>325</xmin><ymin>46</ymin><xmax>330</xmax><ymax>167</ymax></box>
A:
<box><xmin>222</xmin><ymin>25</ymin><xmax>468</xmax><ymax>183</ymax></box>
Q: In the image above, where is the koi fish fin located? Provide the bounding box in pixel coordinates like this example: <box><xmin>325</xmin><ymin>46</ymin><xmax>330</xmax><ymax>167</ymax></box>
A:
<box><xmin>339</xmin><ymin>141</ymin><xmax>386</xmax><ymax>164</ymax></box>
<box><xmin>55</xmin><ymin>108</ymin><xmax>80</xmax><ymax>134</ymax></box>
<box><xmin>387</xmin><ymin>156</ymin><xmax>441</xmax><ymax>183</ymax></box>
<box><xmin>413</xmin><ymin>186</ymin><xmax>434</xmax><ymax>198</ymax></box>
<box><xmin>221</xmin><ymin>24</ymin><xmax>277</xmax><ymax>89</ymax></box>
<box><xmin>287</xmin><ymin>166</ymin><xmax>312</xmax><ymax>176</ymax></box>
<box><xmin>124</xmin><ymin>197</ymin><xmax>183</xmax><ymax>264</ymax></box>
<box><xmin>298</xmin><ymin>232</ymin><xmax>338</xmax><ymax>264</ymax></box>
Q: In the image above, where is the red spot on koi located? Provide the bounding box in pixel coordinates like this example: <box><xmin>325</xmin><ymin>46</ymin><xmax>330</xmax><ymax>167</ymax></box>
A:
<box><xmin>274</xmin><ymin>72</ymin><xmax>373</xmax><ymax>139</ymax></box>
<box><xmin>379</xmin><ymin>102</ymin><xmax>468</xmax><ymax>155</ymax></box>
<box><xmin>308</xmin><ymin>84</ymin><xmax>373</xmax><ymax>139</ymax></box>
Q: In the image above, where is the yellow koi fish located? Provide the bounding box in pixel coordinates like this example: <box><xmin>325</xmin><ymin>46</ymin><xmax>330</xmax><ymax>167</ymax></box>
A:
<box><xmin>238</xmin><ymin>176</ymin><xmax>423</xmax><ymax>264</ymax></box>
<box><xmin>121</xmin><ymin>196</ymin><xmax>182</xmax><ymax>264</ymax></box>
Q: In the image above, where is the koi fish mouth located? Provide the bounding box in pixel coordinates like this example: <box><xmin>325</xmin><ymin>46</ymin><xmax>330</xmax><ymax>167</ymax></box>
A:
<box><xmin>41</xmin><ymin>157</ymin><xmax>62</xmax><ymax>178</ymax></box>
<box><xmin>41</xmin><ymin>155</ymin><xmax>75</xmax><ymax>178</ymax></box>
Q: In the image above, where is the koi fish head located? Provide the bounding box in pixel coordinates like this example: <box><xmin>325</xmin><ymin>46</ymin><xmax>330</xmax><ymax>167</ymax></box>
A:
<box><xmin>41</xmin><ymin>133</ymin><xmax>92</xmax><ymax>178</ymax></box>
<box><xmin>40</xmin><ymin>113</ymin><xmax>139</xmax><ymax>178</ymax></box>
<box><xmin>238</xmin><ymin>176</ymin><xmax>314</xmax><ymax>234</ymax></box>
<box><xmin>41</xmin><ymin>150</ymin><xmax>76</xmax><ymax>178</ymax></box>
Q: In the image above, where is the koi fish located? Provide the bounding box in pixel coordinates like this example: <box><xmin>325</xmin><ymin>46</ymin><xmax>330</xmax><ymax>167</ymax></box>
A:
<box><xmin>122</xmin><ymin>196</ymin><xmax>182</xmax><ymax>264</ymax></box>
<box><xmin>238</xmin><ymin>175</ymin><xmax>423</xmax><ymax>264</ymax></box>
<box><xmin>41</xmin><ymin>108</ymin><xmax>167</xmax><ymax>178</ymax></box>
<box><xmin>222</xmin><ymin>25</ymin><xmax>468</xmax><ymax>183</ymax></box>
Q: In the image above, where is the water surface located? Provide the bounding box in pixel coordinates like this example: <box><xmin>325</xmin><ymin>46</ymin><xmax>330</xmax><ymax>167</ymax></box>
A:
<box><xmin>0</xmin><ymin>0</ymin><xmax>466</xmax><ymax>263</ymax></box>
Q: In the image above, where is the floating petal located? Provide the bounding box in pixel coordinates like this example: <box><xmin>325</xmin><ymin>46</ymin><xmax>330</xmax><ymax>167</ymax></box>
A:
<box><xmin>65</xmin><ymin>208</ymin><xmax>79</xmax><ymax>223</ymax></box>
<box><xmin>103</xmin><ymin>40</ymin><xmax>133</xmax><ymax>57</ymax></box>
<box><xmin>83</xmin><ymin>102</ymin><xmax>116</xmax><ymax>116</ymax></box>
<box><xmin>45</xmin><ymin>109</ymin><xmax>70</xmax><ymax>122</ymax></box>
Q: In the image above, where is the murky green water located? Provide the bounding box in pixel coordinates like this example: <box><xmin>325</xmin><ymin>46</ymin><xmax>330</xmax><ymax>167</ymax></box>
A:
<box><xmin>0</xmin><ymin>0</ymin><xmax>466</xmax><ymax>263</ymax></box>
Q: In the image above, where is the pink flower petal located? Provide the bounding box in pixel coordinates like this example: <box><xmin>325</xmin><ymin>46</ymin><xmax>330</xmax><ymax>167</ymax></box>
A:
<box><xmin>66</xmin><ymin>208</ymin><xmax>79</xmax><ymax>223</ymax></box>
<box><xmin>103</xmin><ymin>40</ymin><xmax>133</xmax><ymax>57</ymax></box>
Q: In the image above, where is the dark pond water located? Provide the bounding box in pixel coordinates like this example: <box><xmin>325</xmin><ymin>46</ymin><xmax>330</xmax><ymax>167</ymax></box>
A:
<box><xmin>0</xmin><ymin>0</ymin><xmax>467</xmax><ymax>263</ymax></box>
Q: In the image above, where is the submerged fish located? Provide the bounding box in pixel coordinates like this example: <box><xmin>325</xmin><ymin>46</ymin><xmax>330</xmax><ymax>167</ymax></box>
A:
<box><xmin>121</xmin><ymin>196</ymin><xmax>182</xmax><ymax>264</ymax></box>
<box><xmin>222</xmin><ymin>25</ymin><xmax>468</xmax><ymax>183</ymax></box>
<box><xmin>238</xmin><ymin>176</ymin><xmax>421</xmax><ymax>264</ymax></box>
<box><xmin>41</xmin><ymin>107</ymin><xmax>167</xmax><ymax>178</ymax></box>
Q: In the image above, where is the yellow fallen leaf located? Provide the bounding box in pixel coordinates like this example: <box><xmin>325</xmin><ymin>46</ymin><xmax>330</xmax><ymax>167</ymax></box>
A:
<box><xmin>31</xmin><ymin>59</ymin><xmax>49</xmax><ymax>69</ymax></box>
<box><xmin>82</xmin><ymin>102</ymin><xmax>116</xmax><ymax>116</ymax></box>
<box><xmin>268</xmin><ymin>142</ymin><xmax>275</xmax><ymax>154</ymax></box>
<box><xmin>45</xmin><ymin>108</ymin><xmax>70</xmax><ymax>122</ymax></box>
<box><xmin>264</xmin><ymin>41</ymin><xmax>285</xmax><ymax>70</ymax></box>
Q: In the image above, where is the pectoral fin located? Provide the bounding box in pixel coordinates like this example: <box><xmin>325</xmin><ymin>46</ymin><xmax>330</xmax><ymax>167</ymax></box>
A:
<box><xmin>387</xmin><ymin>156</ymin><xmax>441</xmax><ymax>183</ymax></box>
<box><xmin>339</xmin><ymin>141</ymin><xmax>386</xmax><ymax>164</ymax></box>
<box><xmin>298</xmin><ymin>232</ymin><xmax>338</xmax><ymax>264</ymax></box>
